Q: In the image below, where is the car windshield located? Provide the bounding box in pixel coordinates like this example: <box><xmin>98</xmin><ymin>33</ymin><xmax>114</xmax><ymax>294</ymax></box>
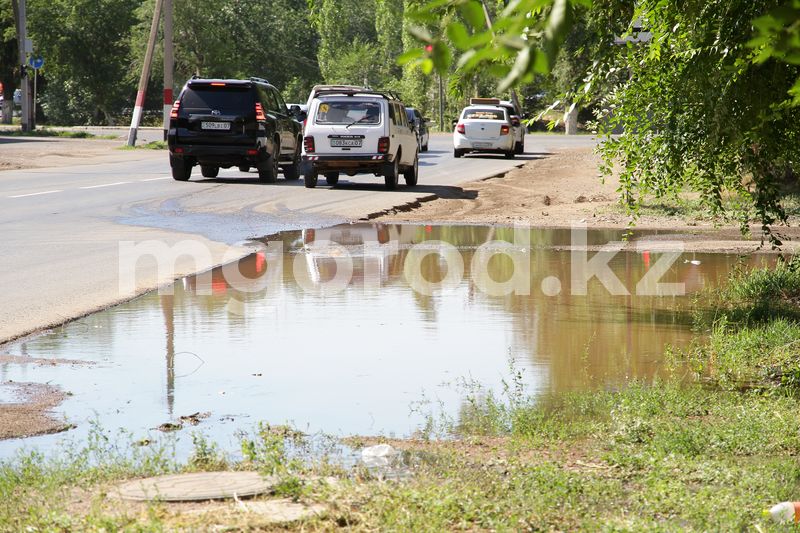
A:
<box><xmin>315</xmin><ymin>101</ymin><xmax>381</xmax><ymax>125</ymax></box>
<box><xmin>463</xmin><ymin>108</ymin><xmax>505</xmax><ymax>120</ymax></box>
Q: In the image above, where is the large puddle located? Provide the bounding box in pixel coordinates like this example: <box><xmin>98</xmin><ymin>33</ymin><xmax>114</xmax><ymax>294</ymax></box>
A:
<box><xmin>0</xmin><ymin>224</ymin><xmax>769</xmax><ymax>456</ymax></box>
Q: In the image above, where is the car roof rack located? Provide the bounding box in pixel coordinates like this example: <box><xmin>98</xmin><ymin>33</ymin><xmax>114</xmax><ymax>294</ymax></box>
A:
<box><xmin>314</xmin><ymin>88</ymin><xmax>402</xmax><ymax>101</ymax></box>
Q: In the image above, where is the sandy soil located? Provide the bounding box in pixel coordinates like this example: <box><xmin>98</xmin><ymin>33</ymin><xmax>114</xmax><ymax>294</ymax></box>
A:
<box><xmin>376</xmin><ymin>147</ymin><xmax>800</xmax><ymax>252</ymax></box>
<box><xmin>0</xmin><ymin>135</ymin><xmax>158</xmax><ymax>171</ymax></box>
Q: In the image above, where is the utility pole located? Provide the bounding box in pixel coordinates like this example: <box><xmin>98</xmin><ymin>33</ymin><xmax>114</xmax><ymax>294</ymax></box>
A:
<box><xmin>162</xmin><ymin>0</ymin><xmax>173</xmax><ymax>141</ymax></box>
<box><xmin>438</xmin><ymin>74</ymin><xmax>445</xmax><ymax>132</ymax></box>
<box><xmin>127</xmin><ymin>0</ymin><xmax>163</xmax><ymax>147</ymax></box>
<box><xmin>11</xmin><ymin>0</ymin><xmax>31</xmax><ymax>132</ymax></box>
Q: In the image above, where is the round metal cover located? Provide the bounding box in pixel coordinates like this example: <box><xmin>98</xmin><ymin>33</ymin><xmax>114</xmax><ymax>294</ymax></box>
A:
<box><xmin>114</xmin><ymin>471</ymin><xmax>276</xmax><ymax>502</ymax></box>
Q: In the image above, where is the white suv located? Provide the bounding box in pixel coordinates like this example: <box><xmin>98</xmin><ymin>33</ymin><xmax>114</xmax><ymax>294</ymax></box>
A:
<box><xmin>302</xmin><ymin>89</ymin><xmax>419</xmax><ymax>190</ymax></box>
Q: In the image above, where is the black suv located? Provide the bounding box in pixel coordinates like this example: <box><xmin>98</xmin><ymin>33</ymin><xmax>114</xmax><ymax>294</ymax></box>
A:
<box><xmin>167</xmin><ymin>77</ymin><xmax>303</xmax><ymax>182</ymax></box>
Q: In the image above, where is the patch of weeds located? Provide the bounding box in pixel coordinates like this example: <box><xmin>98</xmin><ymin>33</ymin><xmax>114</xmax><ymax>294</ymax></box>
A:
<box><xmin>186</xmin><ymin>432</ymin><xmax>228</xmax><ymax>471</ymax></box>
<box><xmin>0</xmin><ymin>128</ymin><xmax>102</xmax><ymax>139</ymax></box>
<box><xmin>711</xmin><ymin>258</ymin><xmax>800</xmax><ymax>322</ymax></box>
<box><xmin>118</xmin><ymin>140</ymin><xmax>166</xmax><ymax>150</ymax></box>
<box><xmin>679</xmin><ymin>317</ymin><xmax>800</xmax><ymax>391</ymax></box>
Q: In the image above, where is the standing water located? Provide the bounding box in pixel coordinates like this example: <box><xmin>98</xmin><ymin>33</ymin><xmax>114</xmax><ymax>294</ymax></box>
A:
<box><xmin>0</xmin><ymin>224</ymin><xmax>768</xmax><ymax>456</ymax></box>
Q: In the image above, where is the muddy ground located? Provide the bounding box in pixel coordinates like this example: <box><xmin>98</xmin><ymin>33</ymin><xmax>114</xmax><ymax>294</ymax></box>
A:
<box><xmin>0</xmin><ymin>356</ymin><xmax>92</xmax><ymax>439</ymax></box>
<box><xmin>376</xmin><ymin>147</ymin><xmax>800</xmax><ymax>252</ymax></box>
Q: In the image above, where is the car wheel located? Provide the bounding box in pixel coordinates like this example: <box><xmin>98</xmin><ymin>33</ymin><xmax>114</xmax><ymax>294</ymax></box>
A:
<box><xmin>325</xmin><ymin>172</ymin><xmax>339</xmax><ymax>186</ymax></box>
<box><xmin>200</xmin><ymin>165</ymin><xmax>219</xmax><ymax>178</ymax></box>
<box><xmin>304</xmin><ymin>168</ymin><xmax>318</xmax><ymax>188</ymax></box>
<box><xmin>257</xmin><ymin>144</ymin><xmax>279</xmax><ymax>183</ymax></box>
<box><xmin>238</xmin><ymin>165</ymin><xmax>250</xmax><ymax>173</ymax></box>
<box><xmin>282</xmin><ymin>141</ymin><xmax>302</xmax><ymax>180</ymax></box>
<box><xmin>170</xmin><ymin>155</ymin><xmax>191</xmax><ymax>181</ymax></box>
<box><xmin>505</xmin><ymin>150</ymin><xmax>515</xmax><ymax>159</ymax></box>
<box><xmin>514</xmin><ymin>141</ymin><xmax>524</xmax><ymax>155</ymax></box>
<box><xmin>383</xmin><ymin>155</ymin><xmax>399</xmax><ymax>190</ymax></box>
<box><xmin>403</xmin><ymin>151</ymin><xmax>419</xmax><ymax>187</ymax></box>
<box><xmin>454</xmin><ymin>149</ymin><xmax>464</xmax><ymax>158</ymax></box>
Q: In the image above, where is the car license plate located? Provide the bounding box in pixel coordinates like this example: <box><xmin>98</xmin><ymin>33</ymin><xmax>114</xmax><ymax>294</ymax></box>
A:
<box><xmin>201</xmin><ymin>121</ymin><xmax>230</xmax><ymax>131</ymax></box>
<box><xmin>473</xmin><ymin>142</ymin><xmax>492</xmax><ymax>148</ymax></box>
<box><xmin>330</xmin><ymin>138</ymin><xmax>362</xmax><ymax>147</ymax></box>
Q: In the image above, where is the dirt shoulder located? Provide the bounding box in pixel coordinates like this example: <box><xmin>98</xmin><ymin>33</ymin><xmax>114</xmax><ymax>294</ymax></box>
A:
<box><xmin>0</xmin><ymin>136</ymin><xmax>142</xmax><ymax>171</ymax></box>
<box><xmin>376</xmin><ymin>147</ymin><xmax>800</xmax><ymax>252</ymax></box>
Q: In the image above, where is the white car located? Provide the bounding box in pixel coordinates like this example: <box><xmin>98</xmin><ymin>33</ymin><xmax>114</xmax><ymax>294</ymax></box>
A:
<box><xmin>302</xmin><ymin>89</ymin><xmax>419</xmax><ymax>190</ymax></box>
<box><xmin>453</xmin><ymin>104</ymin><xmax>515</xmax><ymax>159</ymax></box>
<box><xmin>475</xmin><ymin>98</ymin><xmax>526</xmax><ymax>154</ymax></box>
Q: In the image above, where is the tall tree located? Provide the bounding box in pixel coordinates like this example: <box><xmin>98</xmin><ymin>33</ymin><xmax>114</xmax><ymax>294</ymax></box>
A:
<box><xmin>309</xmin><ymin>0</ymin><xmax>377</xmax><ymax>84</ymax></box>
<box><xmin>376</xmin><ymin>0</ymin><xmax>405</xmax><ymax>81</ymax></box>
<box><xmin>27</xmin><ymin>0</ymin><xmax>139</xmax><ymax>125</ymax></box>
<box><xmin>0</xmin><ymin>0</ymin><xmax>18</xmax><ymax>124</ymax></box>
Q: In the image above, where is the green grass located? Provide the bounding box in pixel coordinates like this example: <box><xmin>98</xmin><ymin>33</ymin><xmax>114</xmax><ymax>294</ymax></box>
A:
<box><xmin>117</xmin><ymin>140</ymin><xmax>166</xmax><ymax>150</ymax></box>
<box><xmin>326</xmin><ymin>381</ymin><xmax>800</xmax><ymax>531</ymax></box>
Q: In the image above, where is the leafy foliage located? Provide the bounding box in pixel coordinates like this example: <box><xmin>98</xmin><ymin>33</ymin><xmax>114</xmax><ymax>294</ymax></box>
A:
<box><xmin>401</xmin><ymin>0</ymin><xmax>591</xmax><ymax>89</ymax></box>
<box><xmin>585</xmin><ymin>1</ymin><xmax>800</xmax><ymax>242</ymax></box>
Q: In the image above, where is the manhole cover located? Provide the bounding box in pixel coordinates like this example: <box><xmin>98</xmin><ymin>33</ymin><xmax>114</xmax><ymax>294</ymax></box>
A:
<box><xmin>114</xmin><ymin>471</ymin><xmax>276</xmax><ymax>502</ymax></box>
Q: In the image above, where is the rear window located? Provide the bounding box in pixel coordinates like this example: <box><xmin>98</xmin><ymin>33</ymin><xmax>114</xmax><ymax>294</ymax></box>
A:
<box><xmin>463</xmin><ymin>108</ymin><xmax>505</xmax><ymax>120</ymax></box>
<box><xmin>181</xmin><ymin>86</ymin><xmax>253</xmax><ymax>112</ymax></box>
<box><xmin>315</xmin><ymin>100</ymin><xmax>381</xmax><ymax>125</ymax></box>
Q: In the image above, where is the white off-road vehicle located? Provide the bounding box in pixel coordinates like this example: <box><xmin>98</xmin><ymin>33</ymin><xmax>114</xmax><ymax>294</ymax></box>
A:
<box><xmin>302</xmin><ymin>89</ymin><xmax>419</xmax><ymax>190</ymax></box>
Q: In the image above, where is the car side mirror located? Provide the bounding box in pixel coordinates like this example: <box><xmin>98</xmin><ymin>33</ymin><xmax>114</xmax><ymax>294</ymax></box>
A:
<box><xmin>511</xmin><ymin>116</ymin><xmax>521</xmax><ymax>127</ymax></box>
<box><xmin>289</xmin><ymin>105</ymin><xmax>307</xmax><ymax>121</ymax></box>
<box><xmin>451</xmin><ymin>119</ymin><xmax>458</xmax><ymax>128</ymax></box>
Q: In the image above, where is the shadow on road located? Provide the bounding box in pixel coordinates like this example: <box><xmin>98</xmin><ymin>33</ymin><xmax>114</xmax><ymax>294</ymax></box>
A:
<box><xmin>0</xmin><ymin>136</ymin><xmax>57</xmax><ymax>145</ymax></box>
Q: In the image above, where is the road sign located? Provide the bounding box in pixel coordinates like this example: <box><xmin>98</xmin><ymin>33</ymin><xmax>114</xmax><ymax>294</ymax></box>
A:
<box><xmin>28</xmin><ymin>56</ymin><xmax>44</xmax><ymax>70</ymax></box>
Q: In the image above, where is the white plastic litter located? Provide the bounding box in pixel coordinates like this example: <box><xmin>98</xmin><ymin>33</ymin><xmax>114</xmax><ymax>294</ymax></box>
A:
<box><xmin>361</xmin><ymin>444</ymin><xmax>398</xmax><ymax>468</ymax></box>
<box><xmin>767</xmin><ymin>501</ymin><xmax>799</xmax><ymax>523</ymax></box>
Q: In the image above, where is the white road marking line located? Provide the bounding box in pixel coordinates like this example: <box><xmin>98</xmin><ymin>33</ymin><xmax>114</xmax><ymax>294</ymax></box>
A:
<box><xmin>141</xmin><ymin>176</ymin><xmax>172</xmax><ymax>182</ymax></box>
<box><xmin>79</xmin><ymin>181</ymin><xmax>130</xmax><ymax>190</ymax></box>
<box><xmin>8</xmin><ymin>190</ymin><xmax>63</xmax><ymax>198</ymax></box>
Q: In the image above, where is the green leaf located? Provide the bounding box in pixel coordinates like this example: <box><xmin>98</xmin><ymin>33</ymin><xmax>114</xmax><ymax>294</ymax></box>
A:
<box><xmin>446</xmin><ymin>22</ymin><xmax>471</xmax><ymax>50</ymax></box>
<box><xmin>431</xmin><ymin>41</ymin><xmax>452</xmax><ymax>74</ymax></box>
<box><xmin>459</xmin><ymin>0</ymin><xmax>486</xmax><ymax>30</ymax></box>
<box><xmin>408</xmin><ymin>25</ymin><xmax>434</xmax><ymax>43</ymax></box>
<box><xmin>499</xmin><ymin>46</ymin><xmax>531</xmax><ymax>91</ymax></box>
<box><xmin>397</xmin><ymin>48</ymin><xmax>426</xmax><ymax>65</ymax></box>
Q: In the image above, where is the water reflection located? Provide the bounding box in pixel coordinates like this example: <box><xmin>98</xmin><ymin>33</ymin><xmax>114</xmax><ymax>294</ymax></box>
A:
<box><xmin>0</xmin><ymin>224</ymin><xmax>770</xmax><ymax>453</ymax></box>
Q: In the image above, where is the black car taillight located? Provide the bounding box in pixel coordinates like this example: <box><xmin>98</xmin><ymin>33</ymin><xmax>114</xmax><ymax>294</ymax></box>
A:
<box><xmin>378</xmin><ymin>137</ymin><xmax>390</xmax><ymax>154</ymax></box>
<box><xmin>304</xmin><ymin>136</ymin><xmax>315</xmax><ymax>153</ymax></box>
<box><xmin>169</xmin><ymin>100</ymin><xmax>180</xmax><ymax>119</ymax></box>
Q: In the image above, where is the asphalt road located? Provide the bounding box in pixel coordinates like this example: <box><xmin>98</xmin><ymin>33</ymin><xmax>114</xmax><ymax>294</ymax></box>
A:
<box><xmin>0</xmin><ymin>133</ymin><xmax>597</xmax><ymax>343</ymax></box>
